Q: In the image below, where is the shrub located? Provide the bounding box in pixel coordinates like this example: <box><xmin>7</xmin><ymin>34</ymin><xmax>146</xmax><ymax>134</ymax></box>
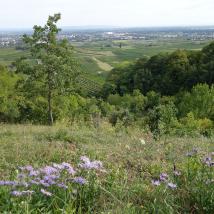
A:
<box><xmin>178</xmin><ymin>113</ymin><xmax>213</xmax><ymax>137</ymax></box>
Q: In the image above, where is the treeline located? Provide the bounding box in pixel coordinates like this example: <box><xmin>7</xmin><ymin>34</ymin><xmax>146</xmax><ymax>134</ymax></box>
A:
<box><xmin>0</xmin><ymin>63</ymin><xmax>213</xmax><ymax>137</ymax></box>
<box><xmin>103</xmin><ymin>42</ymin><xmax>214</xmax><ymax>96</ymax></box>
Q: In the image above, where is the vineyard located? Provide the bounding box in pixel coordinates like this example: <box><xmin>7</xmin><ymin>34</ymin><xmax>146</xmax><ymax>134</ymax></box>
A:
<box><xmin>76</xmin><ymin>75</ymin><xmax>103</xmax><ymax>96</ymax></box>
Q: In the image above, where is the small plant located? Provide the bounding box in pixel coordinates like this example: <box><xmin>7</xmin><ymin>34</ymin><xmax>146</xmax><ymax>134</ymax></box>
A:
<box><xmin>150</xmin><ymin>149</ymin><xmax>214</xmax><ymax>213</ymax></box>
<box><xmin>36</xmin><ymin>129</ymin><xmax>72</xmax><ymax>142</ymax></box>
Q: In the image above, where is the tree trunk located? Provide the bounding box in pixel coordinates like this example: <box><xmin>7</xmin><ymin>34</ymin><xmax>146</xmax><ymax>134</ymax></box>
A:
<box><xmin>48</xmin><ymin>73</ymin><xmax>53</xmax><ymax>126</ymax></box>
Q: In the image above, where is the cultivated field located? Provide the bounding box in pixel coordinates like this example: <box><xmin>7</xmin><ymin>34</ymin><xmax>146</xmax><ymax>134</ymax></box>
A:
<box><xmin>0</xmin><ymin>39</ymin><xmax>210</xmax><ymax>84</ymax></box>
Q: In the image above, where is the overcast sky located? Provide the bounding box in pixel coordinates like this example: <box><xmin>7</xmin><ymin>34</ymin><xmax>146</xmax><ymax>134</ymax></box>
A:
<box><xmin>0</xmin><ymin>0</ymin><xmax>213</xmax><ymax>28</ymax></box>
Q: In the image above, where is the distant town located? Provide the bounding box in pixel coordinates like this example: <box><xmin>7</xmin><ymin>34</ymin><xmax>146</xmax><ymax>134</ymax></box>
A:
<box><xmin>1</xmin><ymin>26</ymin><xmax>214</xmax><ymax>47</ymax></box>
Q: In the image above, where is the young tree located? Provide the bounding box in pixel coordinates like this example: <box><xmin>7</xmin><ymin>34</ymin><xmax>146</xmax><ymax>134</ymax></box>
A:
<box><xmin>16</xmin><ymin>13</ymin><xmax>78</xmax><ymax>125</ymax></box>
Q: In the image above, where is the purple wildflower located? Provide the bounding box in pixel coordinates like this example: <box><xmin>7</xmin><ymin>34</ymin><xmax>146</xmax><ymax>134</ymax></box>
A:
<box><xmin>1</xmin><ymin>181</ymin><xmax>17</xmax><ymax>186</ymax></box>
<box><xmin>67</xmin><ymin>167</ymin><xmax>76</xmax><ymax>175</ymax></box>
<box><xmin>79</xmin><ymin>156</ymin><xmax>103</xmax><ymax>170</ymax></box>
<box><xmin>167</xmin><ymin>182</ymin><xmax>177</xmax><ymax>189</ymax></box>
<box><xmin>26</xmin><ymin>165</ymin><xmax>34</xmax><ymax>171</ymax></box>
<box><xmin>160</xmin><ymin>173</ymin><xmax>168</xmax><ymax>181</ymax></box>
<box><xmin>11</xmin><ymin>190</ymin><xmax>34</xmax><ymax>197</ymax></box>
<box><xmin>11</xmin><ymin>191</ymin><xmax>23</xmax><ymax>197</ymax></box>
<box><xmin>44</xmin><ymin>174</ymin><xmax>59</xmax><ymax>180</ymax></box>
<box><xmin>29</xmin><ymin>170</ymin><xmax>40</xmax><ymax>177</ymax></box>
<box><xmin>30</xmin><ymin>180</ymin><xmax>40</xmax><ymax>185</ymax></box>
<box><xmin>41</xmin><ymin>166</ymin><xmax>58</xmax><ymax>175</ymax></box>
<box><xmin>43</xmin><ymin>175</ymin><xmax>57</xmax><ymax>185</ymax></box>
<box><xmin>73</xmin><ymin>177</ymin><xmax>87</xmax><ymax>185</ymax></box>
<box><xmin>203</xmin><ymin>156</ymin><xmax>214</xmax><ymax>167</ymax></box>
<box><xmin>17</xmin><ymin>173</ymin><xmax>25</xmax><ymax>180</ymax></box>
<box><xmin>204</xmin><ymin>156</ymin><xmax>212</xmax><ymax>162</ymax></box>
<box><xmin>61</xmin><ymin>162</ymin><xmax>72</xmax><ymax>168</ymax></box>
<box><xmin>151</xmin><ymin>179</ymin><xmax>161</xmax><ymax>186</ymax></box>
<box><xmin>39</xmin><ymin>180</ymin><xmax>50</xmax><ymax>187</ymax></box>
<box><xmin>0</xmin><ymin>181</ymin><xmax>5</xmax><ymax>186</ymax></box>
<box><xmin>41</xmin><ymin>189</ymin><xmax>52</xmax><ymax>196</ymax></box>
<box><xmin>53</xmin><ymin>163</ymin><xmax>64</xmax><ymax>170</ymax></box>
<box><xmin>61</xmin><ymin>162</ymin><xmax>76</xmax><ymax>175</ymax></box>
<box><xmin>92</xmin><ymin>161</ymin><xmax>103</xmax><ymax>169</ymax></box>
<box><xmin>57</xmin><ymin>183</ymin><xmax>68</xmax><ymax>189</ymax></box>
<box><xmin>80</xmin><ymin>156</ymin><xmax>90</xmax><ymax>162</ymax></box>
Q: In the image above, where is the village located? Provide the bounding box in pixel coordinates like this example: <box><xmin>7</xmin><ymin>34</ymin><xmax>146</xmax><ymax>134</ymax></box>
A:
<box><xmin>1</xmin><ymin>26</ymin><xmax>214</xmax><ymax>47</ymax></box>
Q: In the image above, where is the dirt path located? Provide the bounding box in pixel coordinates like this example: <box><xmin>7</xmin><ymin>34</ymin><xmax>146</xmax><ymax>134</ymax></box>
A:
<box><xmin>92</xmin><ymin>57</ymin><xmax>113</xmax><ymax>72</ymax></box>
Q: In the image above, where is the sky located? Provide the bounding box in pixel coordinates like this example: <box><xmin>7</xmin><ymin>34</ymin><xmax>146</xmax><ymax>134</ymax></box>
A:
<box><xmin>0</xmin><ymin>0</ymin><xmax>214</xmax><ymax>29</ymax></box>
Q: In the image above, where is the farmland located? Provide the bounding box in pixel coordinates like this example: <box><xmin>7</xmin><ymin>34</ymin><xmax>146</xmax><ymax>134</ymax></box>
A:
<box><xmin>0</xmin><ymin>39</ymin><xmax>210</xmax><ymax>84</ymax></box>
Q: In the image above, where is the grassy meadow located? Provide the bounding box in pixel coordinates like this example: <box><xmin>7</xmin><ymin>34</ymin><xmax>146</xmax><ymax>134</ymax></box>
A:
<box><xmin>0</xmin><ymin>123</ymin><xmax>214</xmax><ymax>213</ymax></box>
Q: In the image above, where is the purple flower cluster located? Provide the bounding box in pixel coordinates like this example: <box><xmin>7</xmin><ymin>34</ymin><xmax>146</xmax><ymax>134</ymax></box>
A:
<box><xmin>167</xmin><ymin>182</ymin><xmax>177</xmax><ymax>189</ymax></box>
<box><xmin>151</xmin><ymin>179</ymin><xmax>161</xmax><ymax>186</ymax></box>
<box><xmin>160</xmin><ymin>173</ymin><xmax>168</xmax><ymax>181</ymax></box>
<box><xmin>0</xmin><ymin>181</ymin><xmax>17</xmax><ymax>186</ymax></box>
<box><xmin>11</xmin><ymin>190</ymin><xmax>34</xmax><ymax>196</ymax></box>
<box><xmin>151</xmin><ymin>172</ymin><xmax>178</xmax><ymax>190</ymax></box>
<box><xmin>203</xmin><ymin>155</ymin><xmax>214</xmax><ymax>167</ymax></box>
<box><xmin>79</xmin><ymin>156</ymin><xmax>103</xmax><ymax>170</ymax></box>
<box><xmin>73</xmin><ymin>177</ymin><xmax>87</xmax><ymax>185</ymax></box>
<box><xmin>0</xmin><ymin>156</ymin><xmax>104</xmax><ymax>197</ymax></box>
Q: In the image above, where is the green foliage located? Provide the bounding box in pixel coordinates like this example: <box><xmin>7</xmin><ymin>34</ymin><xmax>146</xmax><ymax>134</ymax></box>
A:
<box><xmin>15</xmin><ymin>14</ymin><xmax>79</xmax><ymax>125</ymax></box>
<box><xmin>36</xmin><ymin>128</ymin><xmax>71</xmax><ymax>142</ymax></box>
<box><xmin>0</xmin><ymin>65</ymin><xmax>19</xmax><ymax>122</ymax></box>
<box><xmin>178</xmin><ymin>113</ymin><xmax>213</xmax><ymax>137</ymax></box>
<box><xmin>177</xmin><ymin>84</ymin><xmax>214</xmax><ymax>120</ymax></box>
<box><xmin>157</xmin><ymin>101</ymin><xmax>179</xmax><ymax>136</ymax></box>
<box><xmin>104</xmin><ymin>42</ymin><xmax>214</xmax><ymax>96</ymax></box>
<box><xmin>146</xmin><ymin>100</ymin><xmax>179</xmax><ymax>137</ymax></box>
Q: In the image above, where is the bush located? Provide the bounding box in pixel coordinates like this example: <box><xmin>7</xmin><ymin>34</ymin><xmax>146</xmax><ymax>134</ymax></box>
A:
<box><xmin>147</xmin><ymin>101</ymin><xmax>179</xmax><ymax>137</ymax></box>
<box><xmin>177</xmin><ymin>84</ymin><xmax>214</xmax><ymax>120</ymax></box>
<box><xmin>178</xmin><ymin>113</ymin><xmax>213</xmax><ymax>137</ymax></box>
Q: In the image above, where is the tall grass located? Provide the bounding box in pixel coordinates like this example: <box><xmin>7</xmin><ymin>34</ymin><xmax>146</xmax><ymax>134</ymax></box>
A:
<box><xmin>0</xmin><ymin>123</ymin><xmax>213</xmax><ymax>213</ymax></box>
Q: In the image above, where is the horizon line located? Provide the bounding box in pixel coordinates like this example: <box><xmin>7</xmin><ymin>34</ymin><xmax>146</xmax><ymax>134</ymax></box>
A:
<box><xmin>0</xmin><ymin>25</ymin><xmax>214</xmax><ymax>32</ymax></box>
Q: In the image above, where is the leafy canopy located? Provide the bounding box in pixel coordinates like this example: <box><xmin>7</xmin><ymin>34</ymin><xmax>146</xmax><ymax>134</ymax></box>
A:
<box><xmin>15</xmin><ymin>13</ymin><xmax>79</xmax><ymax>124</ymax></box>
